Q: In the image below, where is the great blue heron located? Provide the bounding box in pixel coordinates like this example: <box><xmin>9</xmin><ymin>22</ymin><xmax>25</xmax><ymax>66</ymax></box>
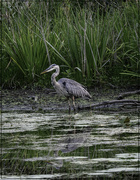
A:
<box><xmin>41</xmin><ymin>64</ymin><xmax>91</xmax><ymax>113</ymax></box>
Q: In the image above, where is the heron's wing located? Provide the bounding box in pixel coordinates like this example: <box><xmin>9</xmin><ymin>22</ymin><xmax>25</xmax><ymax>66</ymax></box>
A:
<box><xmin>58</xmin><ymin>78</ymin><xmax>84</xmax><ymax>87</ymax></box>
<box><xmin>58</xmin><ymin>78</ymin><xmax>91</xmax><ymax>98</ymax></box>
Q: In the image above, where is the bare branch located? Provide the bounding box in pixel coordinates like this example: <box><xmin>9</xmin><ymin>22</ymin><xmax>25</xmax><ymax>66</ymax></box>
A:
<box><xmin>117</xmin><ymin>90</ymin><xmax>140</xmax><ymax>100</ymax></box>
<box><xmin>78</xmin><ymin>99</ymin><xmax>140</xmax><ymax>110</ymax></box>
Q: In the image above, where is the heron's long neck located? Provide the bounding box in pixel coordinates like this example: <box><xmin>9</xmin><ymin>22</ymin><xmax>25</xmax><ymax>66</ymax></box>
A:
<box><xmin>51</xmin><ymin>67</ymin><xmax>60</xmax><ymax>87</ymax></box>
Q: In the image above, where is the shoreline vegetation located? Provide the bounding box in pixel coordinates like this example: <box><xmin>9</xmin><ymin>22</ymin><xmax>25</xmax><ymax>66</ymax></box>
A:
<box><xmin>2</xmin><ymin>0</ymin><xmax>139</xmax><ymax>89</ymax></box>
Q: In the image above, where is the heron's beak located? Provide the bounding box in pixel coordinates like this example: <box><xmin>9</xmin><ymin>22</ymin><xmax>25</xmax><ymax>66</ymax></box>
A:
<box><xmin>41</xmin><ymin>66</ymin><xmax>54</xmax><ymax>74</ymax></box>
<box><xmin>40</xmin><ymin>68</ymin><xmax>49</xmax><ymax>75</ymax></box>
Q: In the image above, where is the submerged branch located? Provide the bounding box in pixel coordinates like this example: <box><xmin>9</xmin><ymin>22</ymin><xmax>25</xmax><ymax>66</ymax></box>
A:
<box><xmin>117</xmin><ymin>90</ymin><xmax>140</xmax><ymax>100</ymax></box>
<box><xmin>78</xmin><ymin>99</ymin><xmax>140</xmax><ymax>110</ymax></box>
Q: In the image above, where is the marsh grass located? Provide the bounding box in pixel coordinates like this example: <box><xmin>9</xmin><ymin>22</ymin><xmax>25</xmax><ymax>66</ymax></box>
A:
<box><xmin>2</xmin><ymin>1</ymin><xmax>139</xmax><ymax>87</ymax></box>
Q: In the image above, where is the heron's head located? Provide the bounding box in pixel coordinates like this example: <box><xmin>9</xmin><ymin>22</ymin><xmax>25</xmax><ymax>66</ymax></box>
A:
<box><xmin>41</xmin><ymin>64</ymin><xmax>59</xmax><ymax>74</ymax></box>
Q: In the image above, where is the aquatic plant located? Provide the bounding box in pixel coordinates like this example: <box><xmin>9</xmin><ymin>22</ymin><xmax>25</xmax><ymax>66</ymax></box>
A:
<box><xmin>2</xmin><ymin>1</ymin><xmax>139</xmax><ymax>88</ymax></box>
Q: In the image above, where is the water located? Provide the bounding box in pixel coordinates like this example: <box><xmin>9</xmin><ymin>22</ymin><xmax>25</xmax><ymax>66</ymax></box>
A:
<box><xmin>1</xmin><ymin>111</ymin><xmax>139</xmax><ymax>179</ymax></box>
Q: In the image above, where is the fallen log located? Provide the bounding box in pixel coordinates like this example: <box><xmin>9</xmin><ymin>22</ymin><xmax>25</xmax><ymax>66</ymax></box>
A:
<box><xmin>78</xmin><ymin>99</ymin><xmax>140</xmax><ymax>110</ymax></box>
<box><xmin>117</xmin><ymin>90</ymin><xmax>140</xmax><ymax>100</ymax></box>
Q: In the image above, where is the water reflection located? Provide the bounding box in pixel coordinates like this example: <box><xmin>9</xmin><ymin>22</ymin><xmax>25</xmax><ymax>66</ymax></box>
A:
<box><xmin>2</xmin><ymin>112</ymin><xmax>139</xmax><ymax>179</ymax></box>
<box><xmin>60</xmin><ymin>135</ymin><xmax>87</xmax><ymax>153</ymax></box>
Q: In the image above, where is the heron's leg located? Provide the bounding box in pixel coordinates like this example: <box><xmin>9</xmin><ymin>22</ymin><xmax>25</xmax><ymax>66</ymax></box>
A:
<box><xmin>72</xmin><ymin>96</ymin><xmax>76</xmax><ymax>114</ymax></box>
<box><xmin>67</xmin><ymin>97</ymin><xmax>71</xmax><ymax>114</ymax></box>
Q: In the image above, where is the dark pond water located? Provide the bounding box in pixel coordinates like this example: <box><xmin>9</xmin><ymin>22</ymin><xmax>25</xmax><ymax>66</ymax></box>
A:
<box><xmin>1</xmin><ymin>111</ymin><xmax>139</xmax><ymax>179</ymax></box>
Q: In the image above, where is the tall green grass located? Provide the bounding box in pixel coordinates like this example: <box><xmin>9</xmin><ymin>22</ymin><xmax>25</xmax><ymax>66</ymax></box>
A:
<box><xmin>2</xmin><ymin>1</ymin><xmax>139</xmax><ymax>88</ymax></box>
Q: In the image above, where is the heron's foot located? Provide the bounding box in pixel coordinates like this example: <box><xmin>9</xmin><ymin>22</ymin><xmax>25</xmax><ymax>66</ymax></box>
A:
<box><xmin>74</xmin><ymin>108</ymin><xmax>77</xmax><ymax>114</ymax></box>
<box><xmin>68</xmin><ymin>106</ymin><xmax>77</xmax><ymax>115</ymax></box>
<box><xmin>69</xmin><ymin>107</ymin><xmax>71</xmax><ymax>114</ymax></box>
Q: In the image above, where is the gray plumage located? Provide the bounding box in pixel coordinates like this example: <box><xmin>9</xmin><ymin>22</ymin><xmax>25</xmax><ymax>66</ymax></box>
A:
<box><xmin>57</xmin><ymin>78</ymin><xmax>91</xmax><ymax>99</ymax></box>
<box><xmin>41</xmin><ymin>64</ymin><xmax>91</xmax><ymax>113</ymax></box>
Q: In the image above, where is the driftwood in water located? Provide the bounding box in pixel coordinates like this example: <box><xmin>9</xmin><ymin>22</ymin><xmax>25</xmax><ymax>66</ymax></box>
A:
<box><xmin>117</xmin><ymin>90</ymin><xmax>140</xmax><ymax>100</ymax></box>
<box><xmin>78</xmin><ymin>99</ymin><xmax>140</xmax><ymax>110</ymax></box>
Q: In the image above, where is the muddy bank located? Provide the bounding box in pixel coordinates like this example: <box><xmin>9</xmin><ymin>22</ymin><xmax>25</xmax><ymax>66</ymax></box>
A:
<box><xmin>1</xmin><ymin>88</ymin><xmax>140</xmax><ymax>113</ymax></box>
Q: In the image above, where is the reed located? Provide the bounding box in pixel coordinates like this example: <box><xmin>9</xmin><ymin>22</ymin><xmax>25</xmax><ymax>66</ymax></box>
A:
<box><xmin>2</xmin><ymin>1</ymin><xmax>139</xmax><ymax>88</ymax></box>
